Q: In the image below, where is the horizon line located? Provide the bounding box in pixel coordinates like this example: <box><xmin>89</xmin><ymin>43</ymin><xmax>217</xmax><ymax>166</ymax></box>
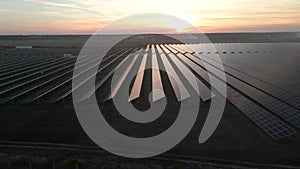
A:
<box><xmin>1</xmin><ymin>31</ymin><xmax>300</xmax><ymax>36</ymax></box>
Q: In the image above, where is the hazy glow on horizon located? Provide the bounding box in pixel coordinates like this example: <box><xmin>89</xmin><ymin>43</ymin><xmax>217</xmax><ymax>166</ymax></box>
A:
<box><xmin>0</xmin><ymin>0</ymin><xmax>300</xmax><ymax>34</ymax></box>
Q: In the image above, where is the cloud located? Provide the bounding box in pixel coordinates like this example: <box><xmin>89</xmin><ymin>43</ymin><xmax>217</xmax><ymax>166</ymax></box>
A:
<box><xmin>23</xmin><ymin>0</ymin><xmax>113</xmax><ymax>16</ymax></box>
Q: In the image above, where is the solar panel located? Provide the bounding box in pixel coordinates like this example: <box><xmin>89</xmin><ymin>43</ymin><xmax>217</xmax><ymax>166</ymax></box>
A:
<box><xmin>14</xmin><ymin>58</ymin><xmax>93</xmax><ymax>103</ymax></box>
<box><xmin>53</xmin><ymin>48</ymin><xmax>133</xmax><ymax>102</ymax></box>
<box><xmin>151</xmin><ymin>45</ymin><xmax>165</xmax><ymax>102</ymax></box>
<box><xmin>219</xmin><ymin>70</ymin><xmax>300</xmax><ymax>128</ymax></box>
<box><xmin>157</xmin><ymin>45</ymin><xmax>190</xmax><ymax>101</ymax></box>
<box><xmin>161</xmin><ymin>45</ymin><xmax>214</xmax><ymax>102</ymax></box>
<box><xmin>144</xmin><ymin>44</ymin><xmax>150</xmax><ymax>53</ymax></box>
<box><xmin>0</xmin><ymin>58</ymin><xmax>74</xmax><ymax>103</ymax></box>
<box><xmin>163</xmin><ymin>47</ymin><xmax>210</xmax><ymax>87</ymax></box>
<box><xmin>73</xmin><ymin>48</ymin><xmax>137</xmax><ymax>102</ymax></box>
<box><xmin>0</xmin><ymin>61</ymin><xmax>74</xmax><ymax>104</ymax></box>
<box><xmin>169</xmin><ymin>45</ymin><xmax>187</xmax><ymax>54</ymax></box>
<box><xmin>0</xmin><ymin>57</ymin><xmax>62</xmax><ymax>79</ymax></box>
<box><xmin>166</xmin><ymin>45</ymin><xmax>180</xmax><ymax>54</ymax></box>
<box><xmin>227</xmin><ymin>87</ymin><xmax>296</xmax><ymax>140</ymax></box>
<box><xmin>260</xmin><ymin>97</ymin><xmax>300</xmax><ymax>128</ymax></box>
<box><xmin>183</xmin><ymin>51</ymin><xmax>300</xmax><ymax>129</ymax></box>
<box><xmin>45</xmin><ymin>52</ymin><xmax>123</xmax><ymax>102</ymax></box>
<box><xmin>0</xmin><ymin>47</ymin><xmax>126</xmax><ymax>95</ymax></box>
<box><xmin>173</xmin><ymin>44</ymin><xmax>195</xmax><ymax>54</ymax></box>
<box><xmin>129</xmin><ymin>52</ymin><xmax>148</xmax><ymax>102</ymax></box>
<box><xmin>105</xmin><ymin>52</ymin><xmax>140</xmax><ymax>101</ymax></box>
<box><xmin>164</xmin><ymin>46</ymin><xmax>296</xmax><ymax>139</ymax></box>
<box><xmin>191</xmin><ymin>47</ymin><xmax>300</xmax><ymax>111</ymax></box>
<box><xmin>0</xmin><ymin>57</ymin><xmax>72</xmax><ymax>88</ymax></box>
<box><xmin>277</xmin><ymin>92</ymin><xmax>300</xmax><ymax>110</ymax></box>
<box><xmin>0</xmin><ymin>51</ymin><xmax>61</xmax><ymax>70</ymax></box>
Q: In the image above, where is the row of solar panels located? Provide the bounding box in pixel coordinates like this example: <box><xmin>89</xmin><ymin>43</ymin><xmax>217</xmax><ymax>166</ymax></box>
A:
<box><xmin>94</xmin><ymin>45</ymin><xmax>300</xmax><ymax>140</ymax></box>
<box><xmin>0</xmin><ymin>47</ymin><xmax>132</xmax><ymax>104</ymax></box>
<box><xmin>163</xmin><ymin>44</ymin><xmax>299</xmax><ymax>140</ymax></box>
<box><xmin>89</xmin><ymin>44</ymin><xmax>299</xmax><ymax>141</ymax></box>
<box><xmin>0</xmin><ymin>45</ymin><xmax>299</xmax><ymax>140</ymax></box>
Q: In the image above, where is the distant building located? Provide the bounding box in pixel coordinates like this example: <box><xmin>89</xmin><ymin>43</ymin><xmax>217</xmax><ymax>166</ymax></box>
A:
<box><xmin>15</xmin><ymin>46</ymin><xmax>32</xmax><ymax>49</ymax></box>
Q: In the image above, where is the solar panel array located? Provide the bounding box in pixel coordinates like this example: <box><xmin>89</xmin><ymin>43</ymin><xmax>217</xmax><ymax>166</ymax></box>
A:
<box><xmin>0</xmin><ymin>44</ymin><xmax>299</xmax><ymax>140</ymax></box>
<box><xmin>169</xmin><ymin>44</ymin><xmax>299</xmax><ymax>140</ymax></box>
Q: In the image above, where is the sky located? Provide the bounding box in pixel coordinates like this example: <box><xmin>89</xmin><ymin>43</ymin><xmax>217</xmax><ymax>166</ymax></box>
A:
<box><xmin>0</xmin><ymin>0</ymin><xmax>300</xmax><ymax>34</ymax></box>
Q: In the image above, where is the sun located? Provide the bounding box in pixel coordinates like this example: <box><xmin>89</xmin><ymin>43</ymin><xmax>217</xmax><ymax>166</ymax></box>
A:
<box><xmin>171</xmin><ymin>13</ymin><xmax>199</xmax><ymax>25</ymax></box>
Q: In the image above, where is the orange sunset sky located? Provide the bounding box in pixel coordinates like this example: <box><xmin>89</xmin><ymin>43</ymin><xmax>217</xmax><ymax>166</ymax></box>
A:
<box><xmin>0</xmin><ymin>0</ymin><xmax>300</xmax><ymax>34</ymax></box>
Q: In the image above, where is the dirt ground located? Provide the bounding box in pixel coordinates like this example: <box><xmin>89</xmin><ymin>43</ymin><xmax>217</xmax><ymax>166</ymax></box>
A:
<box><xmin>0</xmin><ymin>102</ymin><xmax>299</xmax><ymax>166</ymax></box>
